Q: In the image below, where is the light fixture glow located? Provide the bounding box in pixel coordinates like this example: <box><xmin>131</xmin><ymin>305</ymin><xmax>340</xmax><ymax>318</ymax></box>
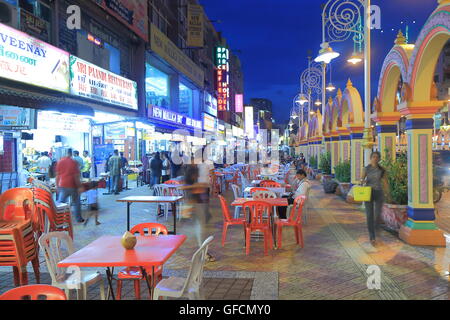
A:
<box><xmin>314</xmin><ymin>99</ymin><xmax>322</xmax><ymax>106</ymax></box>
<box><xmin>326</xmin><ymin>83</ymin><xmax>336</xmax><ymax>92</ymax></box>
<box><xmin>347</xmin><ymin>52</ymin><xmax>363</xmax><ymax>65</ymax></box>
<box><xmin>314</xmin><ymin>43</ymin><xmax>340</xmax><ymax>64</ymax></box>
<box><xmin>296</xmin><ymin>94</ymin><xmax>308</xmax><ymax>106</ymax></box>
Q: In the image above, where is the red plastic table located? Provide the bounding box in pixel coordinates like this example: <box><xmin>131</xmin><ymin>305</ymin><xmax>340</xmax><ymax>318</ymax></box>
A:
<box><xmin>117</xmin><ymin>196</ymin><xmax>183</xmax><ymax>234</ymax></box>
<box><xmin>58</xmin><ymin>235</ymin><xmax>187</xmax><ymax>300</ymax></box>
<box><xmin>231</xmin><ymin>198</ymin><xmax>288</xmax><ymax>248</ymax></box>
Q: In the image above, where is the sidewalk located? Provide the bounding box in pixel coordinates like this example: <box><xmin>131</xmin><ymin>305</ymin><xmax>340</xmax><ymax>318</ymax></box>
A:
<box><xmin>1</xmin><ymin>181</ymin><xmax>449</xmax><ymax>300</ymax></box>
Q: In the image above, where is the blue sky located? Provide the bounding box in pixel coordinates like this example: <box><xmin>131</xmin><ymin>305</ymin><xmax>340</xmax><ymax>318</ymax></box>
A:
<box><xmin>200</xmin><ymin>0</ymin><xmax>438</xmax><ymax>124</ymax></box>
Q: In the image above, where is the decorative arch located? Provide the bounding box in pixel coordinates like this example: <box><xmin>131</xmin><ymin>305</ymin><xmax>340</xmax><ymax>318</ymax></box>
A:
<box><xmin>377</xmin><ymin>42</ymin><xmax>413</xmax><ymax>112</ymax></box>
<box><xmin>323</xmin><ymin>97</ymin><xmax>333</xmax><ymax>134</ymax></box>
<box><xmin>341</xmin><ymin>79</ymin><xmax>364</xmax><ymax>127</ymax></box>
<box><xmin>331</xmin><ymin>89</ymin><xmax>343</xmax><ymax>132</ymax></box>
<box><xmin>407</xmin><ymin>3</ymin><xmax>450</xmax><ymax>103</ymax></box>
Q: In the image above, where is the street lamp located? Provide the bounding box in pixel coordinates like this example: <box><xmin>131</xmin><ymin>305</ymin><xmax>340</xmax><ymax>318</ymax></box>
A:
<box><xmin>316</xmin><ymin>0</ymin><xmax>373</xmax><ymax>163</ymax></box>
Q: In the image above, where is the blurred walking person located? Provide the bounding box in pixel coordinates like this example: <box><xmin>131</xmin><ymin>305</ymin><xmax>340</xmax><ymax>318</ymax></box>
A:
<box><xmin>161</xmin><ymin>152</ymin><xmax>171</xmax><ymax>183</ymax></box>
<box><xmin>56</xmin><ymin>149</ymin><xmax>84</xmax><ymax>223</ymax></box>
<box><xmin>150</xmin><ymin>152</ymin><xmax>163</xmax><ymax>187</ymax></box>
<box><xmin>108</xmin><ymin>150</ymin><xmax>123</xmax><ymax>195</ymax></box>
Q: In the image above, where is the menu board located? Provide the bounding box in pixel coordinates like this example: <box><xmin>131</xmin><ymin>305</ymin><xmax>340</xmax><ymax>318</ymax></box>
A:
<box><xmin>0</xmin><ymin>22</ymin><xmax>70</xmax><ymax>93</ymax></box>
<box><xmin>69</xmin><ymin>55</ymin><xmax>138</xmax><ymax>110</ymax></box>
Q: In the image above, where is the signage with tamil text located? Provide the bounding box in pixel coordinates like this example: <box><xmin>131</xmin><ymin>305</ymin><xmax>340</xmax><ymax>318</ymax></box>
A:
<box><xmin>0</xmin><ymin>22</ymin><xmax>70</xmax><ymax>93</ymax></box>
<box><xmin>69</xmin><ymin>56</ymin><xmax>138</xmax><ymax>110</ymax></box>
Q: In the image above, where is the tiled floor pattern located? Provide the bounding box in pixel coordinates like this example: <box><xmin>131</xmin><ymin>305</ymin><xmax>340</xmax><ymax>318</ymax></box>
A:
<box><xmin>1</xmin><ymin>180</ymin><xmax>449</xmax><ymax>300</ymax></box>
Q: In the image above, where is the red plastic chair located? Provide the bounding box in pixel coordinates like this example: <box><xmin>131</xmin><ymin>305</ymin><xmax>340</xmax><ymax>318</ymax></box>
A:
<box><xmin>218</xmin><ymin>195</ymin><xmax>246</xmax><ymax>247</ymax></box>
<box><xmin>242</xmin><ymin>201</ymin><xmax>273</xmax><ymax>256</ymax></box>
<box><xmin>164</xmin><ymin>180</ymin><xmax>181</xmax><ymax>185</ymax></box>
<box><xmin>275</xmin><ymin>195</ymin><xmax>307</xmax><ymax>249</ymax></box>
<box><xmin>0</xmin><ymin>284</ymin><xmax>67</xmax><ymax>300</ymax></box>
<box><xmin>116</xmin><ymin>223</ymin><xmax>168</xmax><ymax>300</ymax></box>
<box><xmin>260</xmin><ymin>180</ymin><xmax>281</xmax><ymax>188</ymax></box>
<box><xmin>249</xmin><ymin>187</ymin><xmax>269</xmax><ymax>194</ymax></box>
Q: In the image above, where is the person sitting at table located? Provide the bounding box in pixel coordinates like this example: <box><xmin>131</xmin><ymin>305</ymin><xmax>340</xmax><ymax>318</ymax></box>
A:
<box><xmin>277</xmin><ymin>169</ymin><xmax>311</xmax><ymax>219</ymax></box>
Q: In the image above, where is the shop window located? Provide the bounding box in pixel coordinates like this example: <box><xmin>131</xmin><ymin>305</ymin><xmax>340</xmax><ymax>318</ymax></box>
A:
<box><xmin>104</xmin><ymin>43</ymin><xmax>121</xmax><ymax>75</ymax></box>
<box><xmin>146</xmin><ymin>64</ymin><xmax>170</xmax><ymax>108</ymax></box>
<box><xmin>179</xmin><ymin>82</ymin><xmax>193</xmax><ymax>117</ymax></box>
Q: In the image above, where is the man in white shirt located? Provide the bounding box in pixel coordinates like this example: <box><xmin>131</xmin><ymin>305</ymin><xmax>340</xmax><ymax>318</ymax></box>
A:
<box><xmin>292</xmin><ymin>169</ymin><xmax>311</xmax><ymax>224</ymax></box>
<box><xmin>36</xmin><ymin>152</ymin><xmax>52</xmax><ymax>181</ymax></box>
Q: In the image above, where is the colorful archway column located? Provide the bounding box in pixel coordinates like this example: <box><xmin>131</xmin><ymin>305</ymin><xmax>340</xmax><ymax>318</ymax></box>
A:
<box><xmin>323</xmin><ymin>133</ymin><xmax>331</xmax><ymax>154</ymax></box>
<box><xmin>330</xmin><ymin>131</ymin><xmax>340</xmax><ymax>174</ymax></box>
<box><xmin>372</xmin><ymin>112</ymin><xmax>401</xmax><ymax>160</ymax></box>
<box><xmin>347</xmin><ymin>125</ymin><xmax>365</xmax><ymax>185</ymax></box>
<box><xmin>398</xmin><ymin>104</ymin><xmax>445</xmax><ymax>246</ymax></box>
<box><xmin>337</xmin><ymin>128</ymin><xmax>351</xmax><ymax>163</ymax></box>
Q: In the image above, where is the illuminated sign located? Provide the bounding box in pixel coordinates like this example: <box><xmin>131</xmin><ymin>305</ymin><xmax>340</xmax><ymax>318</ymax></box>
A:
<box><xmin>202</xmin><ymin>112</ymin><xmax>216</xmax><ymax>132</ymax></box>
<box><xmin>245</xmin><ymin>106</ymin><xmax>254</xmax><ymax>139</ymax></box>
<box><xmin>0</xmin><ymin>22</ymin><xmax>70</xmax><ymax>93</ymax></box>
<box><xmin>215</xmin><ymin>46</ymin><xmax>229</xmax><ymax>111</ymax></box>
<box><xmin>235</xmin><ymin>94</ymin><xmax>243</xmax><ymax>113</ymax></box>
<box><xmin>70</xmin><ymin>56</ymin><xmax>138</xmax><ymax>110</ymax></box>
<box><xmin>148</xmin><ymin>105</ymin><xmax>202</xmax><ymax>131</ymax></box>
<box><xmin>204</xmin><ymin>92</ymin><xmax>217</xmax><ymax>117</ymax></box>
<box><xmin>87</xmin><ymin>33</ymin><xmax>103</xmax><ymax>46</ymax></box>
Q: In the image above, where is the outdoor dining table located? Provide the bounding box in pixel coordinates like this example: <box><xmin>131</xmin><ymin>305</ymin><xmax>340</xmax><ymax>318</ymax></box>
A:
<box><xmin>231</xmin><ymin>197</ymin><xmax>288</xmax><ymax>248</ymax></box>
<box><xmin>57</xmin><ymin>235</ymin><xmax>187</xmax><ymax>300</ymax></box>
<box><xmin>117</xmin><ymin>196</ymin><xmax>183</xmax><ymax>234</ymax></box>
<box><xmin>243</xmin><ymin>186</ymin><xmax>288</xmax><ymax>197</ymax></box>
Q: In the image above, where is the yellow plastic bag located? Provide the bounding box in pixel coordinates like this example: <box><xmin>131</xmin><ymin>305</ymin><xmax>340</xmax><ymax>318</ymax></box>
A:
<box><xmin>353</xmin><ymin>186</ymin><xmax>372</xmax><ymax>202</ymax></box>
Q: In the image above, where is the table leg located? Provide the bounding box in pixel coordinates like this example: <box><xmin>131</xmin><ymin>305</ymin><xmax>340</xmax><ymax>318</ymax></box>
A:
<box><xmin>127</xmin><ymin>202</ymin><xmax>131</xmax><ymax>231</ymax></box>
<box><xmin>272</xmin><ymin>208</ymin><xmax>277</xmax><ymax>249</ymax></box>
<box><xmin>170</xmin><ymin>202</ymin><xmax>176</xmax><ymax>235</ymax></box>
<box><xmin>105</xmin><ymin>267</ymin><xmax>116</xmax><ymax>300</ymax></box>
<box><xmin>140</xmin><ymin>266</ymin><xmax>155</xmax><ymax>300</ymax></box>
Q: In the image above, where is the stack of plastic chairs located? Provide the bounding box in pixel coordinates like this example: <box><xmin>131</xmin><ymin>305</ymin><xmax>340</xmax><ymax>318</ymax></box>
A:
<box><xmin>32</xmin><ymin>187</ymin><xmax>73</xmax><ymax>239</ymax></box>
<box><xmin>0</xmin><ymin>188</ymin><xmax>40</xmax><ymax>286</ymax></box>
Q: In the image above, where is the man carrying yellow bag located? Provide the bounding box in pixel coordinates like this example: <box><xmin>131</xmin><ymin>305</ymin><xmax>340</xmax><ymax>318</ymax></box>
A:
<box><xmin>359</xmin><ymin>151</ymin><xmax>389</xmax><ymax>245</ymax></box>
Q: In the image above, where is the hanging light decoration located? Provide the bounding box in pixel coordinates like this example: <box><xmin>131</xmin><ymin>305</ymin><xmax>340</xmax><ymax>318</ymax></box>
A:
<box><xmin>314</xmin><ymin>42</ymin><xmax>340</xmax><ymax>64</ymax></box>
<box><xmin>314</xmin><ymin>99</ymin><xmax>322</xmax><ymax>106</ymax></box>
<box><xmin>347</xmin><ymin>52</ymin><xmax>363</xmax><ymax>65</ymax></box>
<box><xmin>296</xmin><ymin>94</ymin><xmax>309</xmax><ymax>106</ymax></box>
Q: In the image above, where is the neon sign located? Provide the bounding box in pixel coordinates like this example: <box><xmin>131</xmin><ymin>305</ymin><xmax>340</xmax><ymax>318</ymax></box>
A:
<box><xmin>215</xmin><ymin>46</ymin><xmax>229</xmax><ymax>111</ymax></box>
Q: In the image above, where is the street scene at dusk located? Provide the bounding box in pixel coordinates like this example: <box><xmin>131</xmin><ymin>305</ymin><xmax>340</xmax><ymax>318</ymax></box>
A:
<box><xmin>0</xmin><ymin>0</ymin><xmax>450</xmax><ymax>310</ymax></box>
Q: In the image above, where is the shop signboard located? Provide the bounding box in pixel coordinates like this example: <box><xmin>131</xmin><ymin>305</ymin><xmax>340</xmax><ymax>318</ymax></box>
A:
<box><xmin>37</xmin><ymin>111</ymin><xmax>90</xmax><ymax>132</ymax></box>
<box><xmin>148</xmin><ymin>105</ymin><xmax>202</xmax><ymax>131</ymax></box>
<box><xmin>235</xmin><ymin>94</ymin><xmax>243</xmax><ymax>113</ymax></box>
<box><xmin>104</xmin><ymin>123</ymin><xmax>126</xmax><ymax>140</ymax></box>
<box><xmin>69</xmin><ymin>56</ymin><xmax>138</xmax><ymax>110</ymax></box>
<box><xmin>187</xmin><ymin>4</ymin><xmax>204</xmax><ymax>48</ymax></box>
<box><xmin>149</xmin><ymin>23</ymin><xmax>204</xmax><ymax>88</ymax></box>
<box><xmin>19</xmin><ymin>9</ymin><xmax>50</xmax><ymax>43</ymax></box>
<box><xmin>245</xmin><ymin>106</ymin><xmax>255</xmax><ymax>139</ymax></box>
<box><xmin>92</xmin><ymin>0</ymin><xmax>148</xmax><ymax>41</ymax></box>
<box><xmin>202</xmin><ymin>112</ymin><xmax>216</xmax><ymax>132</ymax></box>
<box><xmin>215</xmin><ymin>46</ymin><xmax>229</xmax><ymax>111</ymax></box>
<box><xmin>0</xmin><ymin>106</ymin><xmax>35</xmax><ymax>130</ymax></box>
<box><xmin>204</xmin><ymin>92</ymin><xmax>217</xmax><ymax>117</ymax></box>
<box><xmin>0</xmin><ymin>22</ymin><xmax>70</xmax><ymax>93</ymax></box>
<box><xmin>93</xmin><ymin>144</ymin><xmax>115</xmax><ymax>164</ymax></box>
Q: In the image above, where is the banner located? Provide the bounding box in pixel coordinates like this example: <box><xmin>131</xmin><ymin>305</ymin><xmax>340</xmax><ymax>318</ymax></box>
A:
<box><xmin>0</xmin><ymin>106</ymin><xmax>34</xmax><ymax>130</ymax></box>
<box><xmin>0</xmin><ymin>22</ymin><xmax>70</xmax><ymax>93</ymax></box>
<box><xmin>187</xmin><ymin>4</ymin><xmax>204</xmax><ymax>47</ymax></box>
<box><xmin>149</xmin><ymin>23</ymin><xmax>204</xmax><ymax>88</ymax></box>
<box><xmin>92</xmin><ymin>0</ymin><xmax>148</xmax><ymax>41</ymax></box>
<box><xmin>70</xmin><ymin>55</ymin><xmax>138</xmax><ymax>110</ymax></box>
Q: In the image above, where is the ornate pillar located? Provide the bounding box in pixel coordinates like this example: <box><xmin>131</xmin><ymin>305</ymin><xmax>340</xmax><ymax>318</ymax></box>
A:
<box><xmin>347</xmin><ymin>125</ymin><xmax>365</xmax><ymax>185</ymax></box>
<box><xmin>398</xmin><ymin>105</ymin><xmax>445</xmax><ymax>246</ymax></box>
<box><xmin>323</xmin><ymin>133</ymin><xmax>331</xmax><ymax>154</ymax></box>
<box><xmin>330</xmin><ymin>131</ymin><xmax>340</xmax><ymax>174</ymax></box>
<box><xmin>337</xmin><ymin>127</ymin><xmax>351</xmax><ymax>162</ymax></box>
<box><xmin>372</xmin><ymin>112</ymin><xmax>401</xmax><ymax>160</ymax></box>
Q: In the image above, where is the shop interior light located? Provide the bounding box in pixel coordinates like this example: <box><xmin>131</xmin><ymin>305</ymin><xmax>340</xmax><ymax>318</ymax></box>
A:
<box><xmin>314</xmin><ymin>43</ymin><xmax>340</xmax><ymax>64</ymax></box>
<box><xmin>347</xmin><ymin>52</ymin><xmax>363</xmax><ymax>65</ymax></box>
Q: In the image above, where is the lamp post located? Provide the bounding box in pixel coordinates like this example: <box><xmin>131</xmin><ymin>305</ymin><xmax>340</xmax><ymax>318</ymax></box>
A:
<box><xmin>315</xmin><ymin>0</ymin><xmax>372</xmax><ymax>164</ymax></box>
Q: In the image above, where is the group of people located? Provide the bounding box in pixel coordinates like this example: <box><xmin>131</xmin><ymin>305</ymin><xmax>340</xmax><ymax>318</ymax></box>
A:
<box><xmin>105</xmin><ymin>150</ymin><xmax>129</xmax><ymax>195</ymax></box>
<box><xmin>141</xmin><ymin>151</ymin><xmax>181</xmax><ymax>187</ymax></box>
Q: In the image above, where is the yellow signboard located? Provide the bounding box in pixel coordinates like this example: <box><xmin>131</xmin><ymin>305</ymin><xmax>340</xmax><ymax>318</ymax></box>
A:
<box><xmin>187</xmin><ymin>4</ymin><xmax>204</xmax><ymax>48</ymax></box>
<box><xmin>149</xmin><ymin>23</ymin><xmax>204</xmax><ymax>88</ymax></box>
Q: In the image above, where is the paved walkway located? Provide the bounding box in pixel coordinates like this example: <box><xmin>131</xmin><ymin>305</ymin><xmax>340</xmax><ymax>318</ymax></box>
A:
<box><xmin>1</xmin><ymin>180</ymin><xmax>449</xmax><ymax>300</ymax></box>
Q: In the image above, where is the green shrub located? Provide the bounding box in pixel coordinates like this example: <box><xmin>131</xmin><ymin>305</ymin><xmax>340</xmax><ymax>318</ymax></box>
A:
<box><xmin>380</xmin><ymin>151</ymin><xmax>408</xmax><ymax>205</ymax></box>
<box><xmin>334</xmin><ymin>160</ymin><xmax>351</xmax><ymax>183</ymax></box>
<box><xmin>309</xmin><ymin>155</ymin><xmax>318</xmax><ymax>169</ymax></box>
<box><xmin>319</xmin><ymin>152</ymin><xmax>331</xmax><ymax>175</ymax></box>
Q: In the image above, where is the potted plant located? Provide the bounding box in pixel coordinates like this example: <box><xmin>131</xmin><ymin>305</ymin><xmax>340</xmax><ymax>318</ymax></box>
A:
<box><xmin>308</xmin><ymin>155</ymin><xmax>318</xmax><ymax>179</ymax></box>
<box><xmin>319</xmin><ymin>152</ymin><xmax>332</xmax><ymax>181</ymax></box>
<box><xmin>380</xmin><ymin>151</ymin><xmax>408</xmax><ymax>233</ymax></box>
<box><xmin>334</xmin><ymin>160</ymin><xmax>351</xmax><ymax>200</ymax></box>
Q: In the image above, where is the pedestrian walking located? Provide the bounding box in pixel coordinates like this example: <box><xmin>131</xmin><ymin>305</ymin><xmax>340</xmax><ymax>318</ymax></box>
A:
<box><xmin>150</xmin><ymin>152</ymin><xmax>163</xmax><ymax>187</ymax></box>
<box><xmin>360</xmin><ymin>151</ymin><xmax>388</xmax><ymax>245</ymax></box>
<box><xmin>161</xmin><ymin>152</ymin><xmax>171</xmax><ymax>183</ymax></box>
<box><xmin>108</xmin><ymin>150</ymin><xmax>123</xmax><ymax>195</ymax></box>
<box><xmin>56</xmin><ymin>149</ymin><xmax>84</xmax><ymax>223</ymax></box>
<box><xmin>141</xmin><ymin>153</ymin><xmax>150</xmax><ymax>184</ymax></box>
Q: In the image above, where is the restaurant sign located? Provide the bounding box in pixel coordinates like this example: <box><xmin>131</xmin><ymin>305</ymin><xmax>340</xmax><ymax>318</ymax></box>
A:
<box><xmin>148</xmin><ymin>105</ymin><xmax>202</xmax><ymax>131</ymax></box>
<box><xmin>69</xmin><ymin>56</ymin><xmax>138</xmax><ymax>110</ymax></box>
<box><xmin>0</xmin><ymin>22</ymin><xmax>70</xmax><ymax>93</ymax></box>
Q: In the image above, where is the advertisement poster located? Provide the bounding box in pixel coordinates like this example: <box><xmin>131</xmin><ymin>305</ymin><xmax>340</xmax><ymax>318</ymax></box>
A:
<box><xmin>104</xmin><ymin>123</ymin><xmax>126</xmax><ymax>140</ymax></box>
<box><xmin>187</xmin><ymin>4</ymin><xmax>204</xmax><ymax>47</ymax></box>
<box><xmin>0</xmin><ymin>22</ymin><xmax>70</xmax><ymax>93</ymax></box>
<box><xmin>92</xmin><ymin>0</ymin><xmax>148</xmax><ymax>41</ymax></box>
<box><xmin>0</xmin><ymin>106</ymin><xmax>34</xmax><ymax>130</ymax></box>
<box><xmin>70</xmin><ymin>55</ymin><xmax>138</xmax><ymax>110</ymax></box>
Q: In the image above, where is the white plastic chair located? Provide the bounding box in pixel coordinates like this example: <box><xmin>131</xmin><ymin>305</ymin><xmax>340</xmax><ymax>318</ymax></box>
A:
<box><xmin>231</xmin><ymin>184</ymin><xmax>243</xmax><ymax>219</ymax></box>
<box><xmin>153</xmin><ymin>184</ymin><xmax>172</xmax><ymax>221</ymax></box>
<box><xmin>153</xmin><ymin>236</ymin><xmax>214</xmax><ymax>300</ymax></box>
<box><xmin>38</xmin><ymin>232</ymin><xmax>105</xmax><ymax>300</ymax></box>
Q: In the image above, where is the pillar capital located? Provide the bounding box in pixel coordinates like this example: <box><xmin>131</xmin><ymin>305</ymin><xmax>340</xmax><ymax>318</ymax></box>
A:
<box><xmin>371</xmin><ymin>111</ymin><xmax>401</xmax><ymax>125</ymax></box>
<box><xmin>337</xmin><ymin>127</ymin><xmax>351</xmax><ymax>136</ymax></box>
<box><xmin>397</xmin><ymin>101</ymin><xmax>444</xmax><ymax>119</ymax></box>
<box><xmin>347</xmin><ymin>123</ymin><xmax>365</xmax><ymax>134</ymax></box>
